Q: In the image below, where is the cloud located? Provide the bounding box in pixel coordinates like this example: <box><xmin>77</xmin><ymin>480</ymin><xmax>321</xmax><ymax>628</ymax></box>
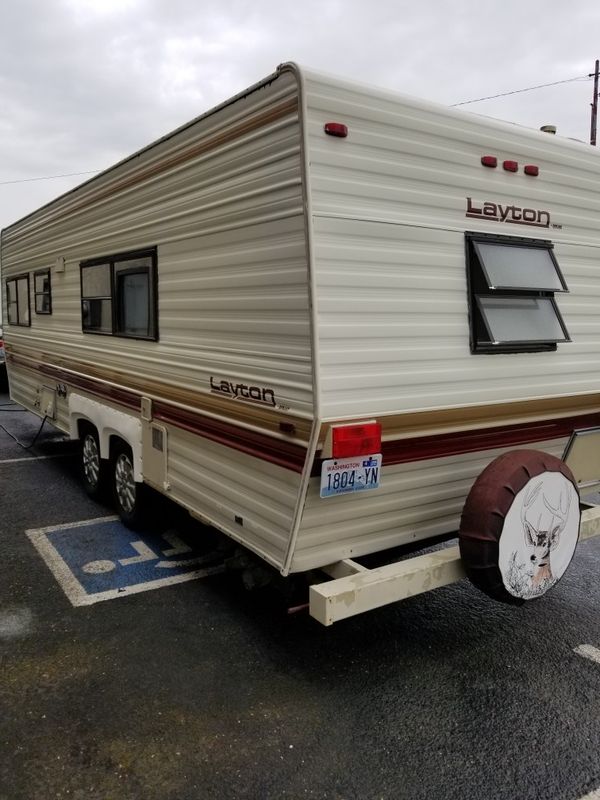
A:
<box><xmin>0</xmin><ymin>0</ymin><xmax>598</xmax><ymax>228</ymax></box>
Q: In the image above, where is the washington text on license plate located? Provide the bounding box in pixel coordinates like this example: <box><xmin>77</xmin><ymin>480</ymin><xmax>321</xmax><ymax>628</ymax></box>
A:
<box><xmin>320</xmin><ymin>454</ymin><xmax>382</xmax><ymax>498</ymax></box>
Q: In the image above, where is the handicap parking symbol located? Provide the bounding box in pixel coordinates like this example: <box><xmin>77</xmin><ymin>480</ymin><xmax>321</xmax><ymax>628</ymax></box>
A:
<box><xmin>27</xmin><ymin>516</ymin><xmax>225</xmax><ymax>606</ymax></box>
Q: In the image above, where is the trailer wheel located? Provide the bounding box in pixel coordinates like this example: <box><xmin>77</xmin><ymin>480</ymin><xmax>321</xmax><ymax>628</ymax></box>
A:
<box><xmin>80</xmin><ymin>426</ymin><xmax>106</xmax><ymax>501</ymax></box>
<box><xmin>111</xmin><ymin>441</ymin><xmax>148</xmax><ymax>531</ymax></box>
<box><xmin>459</xmin><ymin>449</ymin><xmax>580</xmax><ymax>604</ymax></box>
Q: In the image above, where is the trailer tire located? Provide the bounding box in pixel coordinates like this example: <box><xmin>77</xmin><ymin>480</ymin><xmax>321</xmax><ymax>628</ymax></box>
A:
<box><xmin>111</xmin><ymin>440</ymin><xmax>148</xmax><ymax>531</ymax></box>
<box><xmin>459</xmin><ymin>449</ymin><xmax>580</xmax><ymax>604</ymax></box>
<box><xmin>80</xmin><ymin>425</ymin><xmax>107</xmax><ymax>501</ymax></box>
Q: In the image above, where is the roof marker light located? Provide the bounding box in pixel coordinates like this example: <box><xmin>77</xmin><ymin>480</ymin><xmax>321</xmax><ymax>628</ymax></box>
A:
<box><xmin>324</xmin><ymin>122</ymin><xmax>348</xmax><ymax>138</ymax></box>
<box><xmin>481</xmin><ymin>156</ymin><xmax>497</xmax><ymax>167</ymax></box>
<box><xmin>331</xmin><ymin>422</ymin><xmax>381</xmax><ymax>459</ymax></box>
<box><xmin>524</xmin><ymin>165</ymin><xmax>539</xmax><ymax>176</ymax></box>
<box><xmin>503</xmin><ymin>160</ymin><xmax>518</xmax><ymax>172</ymax></box>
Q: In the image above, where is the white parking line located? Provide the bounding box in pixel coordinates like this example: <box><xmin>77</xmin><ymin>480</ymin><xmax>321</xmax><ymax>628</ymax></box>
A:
<box><xmin>573</xmin><ymin>644</ymin><xmax>600</xmax><ymax>665</ymax></box>
<box><xmin>0</xmin><ymin>454</ymin><xmax>71</xmax><ymax>465</ymax></box>
<box><xmin>29</xmin><ymin>515</ymin><xmax>119</xmax><ymax>534</ymax></box>
<box><xmin>577</xmin><ymin>789</ymin><xmax>600</xmax><ymax>800</ymax></box>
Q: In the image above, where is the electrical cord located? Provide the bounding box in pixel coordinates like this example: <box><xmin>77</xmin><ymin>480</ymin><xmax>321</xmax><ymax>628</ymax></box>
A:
<box><xmin>0</xmin><ymin>415</ymin><xmax>48</xmax><ymax>450</ymax></box>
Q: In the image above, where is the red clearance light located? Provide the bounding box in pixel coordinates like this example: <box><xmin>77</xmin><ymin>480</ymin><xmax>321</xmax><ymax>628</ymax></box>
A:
<box><xmin>324</xmin><ymin>122</ymin><xmax>348</xmax><ymax>138</ymax></box>
<box><xmin>503</xmin><ymin>160</ymin><xmax>518</xmax><ymax>172</ymax></box>
<box><xmin>481</xmin><ymin>156</ymin><xmax>497</xmax><ymax>168</ymax></box>
<box><xmin>524</xmin><ymin>165</ymin><xmax>539</xmax><ymax>176</ymax></box>
<box><xmin>331</xmin><ymin>422</ymin><xmax>381</xmax><ymax>459</ymax></box>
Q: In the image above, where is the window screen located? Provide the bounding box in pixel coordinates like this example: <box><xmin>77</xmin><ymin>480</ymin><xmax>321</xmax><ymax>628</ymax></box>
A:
<box><xmin>466</xmin><ymin>233</ymin><xmax>570</xmax><ymax>354</ymax></box>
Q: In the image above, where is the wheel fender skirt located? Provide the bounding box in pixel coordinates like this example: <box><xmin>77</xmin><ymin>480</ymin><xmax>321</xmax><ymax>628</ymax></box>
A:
<box><xmin>68</xmin><ymin>393</ymin><xmax>143</xmax><ymax>481</ymax></box>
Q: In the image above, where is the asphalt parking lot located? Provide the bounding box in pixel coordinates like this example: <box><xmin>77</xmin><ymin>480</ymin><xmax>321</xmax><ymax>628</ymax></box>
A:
<box><xmin>2</xmin><ymin>388</ymin><xmax>600</xmax><ymax>800</ymax></box>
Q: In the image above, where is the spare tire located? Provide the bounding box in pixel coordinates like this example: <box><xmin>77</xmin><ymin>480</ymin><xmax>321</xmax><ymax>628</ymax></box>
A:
<box><xmin>459</xmin><ymin>449</ymin><xmax>580</xmax><ymax>604</ymax></box>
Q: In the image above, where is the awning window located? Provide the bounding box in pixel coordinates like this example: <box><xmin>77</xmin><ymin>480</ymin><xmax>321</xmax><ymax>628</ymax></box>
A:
<box><xmin>473</xmin><ymin>242</ymin><xmax>567</xmax><ymax>292</ymax></box>
<box><xmin>466</xmin><ymin>233</ymin><xmax>571</xmax><ymax>354</ymax></box>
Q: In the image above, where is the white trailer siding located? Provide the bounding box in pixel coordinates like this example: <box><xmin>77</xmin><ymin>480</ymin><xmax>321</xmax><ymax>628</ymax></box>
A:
<box><xmin>300</xmin><ymin>67</ymin><xmax>600</xmax><ymax>419</ymax></box>
<box><xmin>286</xmin><ymin>65</ymin><xmax>600</xmax><ymax>572</ymax></box>
<box><xmin>4</xmin><ymin>63</ymin><xmax>600</xmax><ymax>580</ymax></box>
<box><xmin>3</xmin><ymin>70</ymin><xmax>313</xmax><ymax>420</ymax></box>
<box><xmin>2</xmin><ymin>69</ymin><xmax>313</xmax><ymax>571</ymax></box>
<box><xmin>164</xmin><ymin>424</ymin><xmax>302</xmax><ymax>569</ymax></box>
<box><xmin>290</xmin><ymin>437</ymin><xmax>568</xmax><ymax>572</ymax></box>
<box><xmin>309</xmin><ymin>219</ymin><xmax>600</xmax><ymax>418</ymax></box>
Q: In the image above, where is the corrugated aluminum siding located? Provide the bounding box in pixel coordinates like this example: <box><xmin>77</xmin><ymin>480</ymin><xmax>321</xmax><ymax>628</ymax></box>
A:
<box><xmin>166</xmin><ymin>425</ymin><xmax>302</xmax><ymax>569</ymax></box>
<box><xmin>2</xmin><ymin>69</ymin><xmax>311</xmax><ymax>570</ymax></box>
<box><xmin>3</xmin><ymin>70</ymin><xmax>313</xmax><ymax>420</ymax></box>
<box><xmin>301</xmin><ymin>68</ymin><xmax>600</xmax><ymax>419</ymax></box>
<box><xmin>291</xmin><ymin>437</ymin><xmax>567</xmax><ymax>572</ymax></box>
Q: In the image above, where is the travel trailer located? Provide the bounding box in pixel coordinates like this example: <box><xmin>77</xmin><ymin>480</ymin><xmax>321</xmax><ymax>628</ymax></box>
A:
<box><xmin>3</xmin><ymin>62</ymin><xmax>600</xmax><ymax>623</ymax></box>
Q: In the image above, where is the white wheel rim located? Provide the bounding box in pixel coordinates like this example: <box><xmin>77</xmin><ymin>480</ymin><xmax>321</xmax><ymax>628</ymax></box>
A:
<box><xmin>82</xmin><ymin>434</ymin><xmax>100</xmax><ymax>486</ymax></box>
<box><xmin>115</xmin><ymin>453</ymin><xmax>136</xmax><ymax>514</ymax></box>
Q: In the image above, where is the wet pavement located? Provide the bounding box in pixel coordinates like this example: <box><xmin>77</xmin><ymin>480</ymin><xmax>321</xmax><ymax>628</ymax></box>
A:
<box><xmin>1</xmin><ymin>390</ymin><xmax>600</xmax><ymax>800</ymax></box>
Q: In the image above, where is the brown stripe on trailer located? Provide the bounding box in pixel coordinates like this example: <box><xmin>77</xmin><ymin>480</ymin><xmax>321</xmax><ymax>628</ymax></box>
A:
<box><xmin>7</xmin><ymin>347</ymin><xmax>312</xmax><ymax>441</ymax></box>
<box><xmin>372</xmin><ymin>394</ymin><xmax>600</xmax><ymax>441</ymax></box>
<box><xmin>378</xmin><ymin>411</ymin><xmax>600</xmax><ymax>465</ymax></box>
<box><xmin>7</xmin><ymin>354</ymin><xmax>309</xmax><ymax>472</ymax></box>
<box><xmin>152</xmin><ymin>402</ymin><xmax>307</xmax><ymax>473</ymax></box>
<box><xmin>312</xmin><ymin>409</ymin><xmax>600</xmax><ymax>474</ymax></box>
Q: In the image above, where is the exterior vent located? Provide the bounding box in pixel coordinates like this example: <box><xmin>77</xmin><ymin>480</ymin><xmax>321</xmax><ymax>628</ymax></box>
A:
<box><xmin>152</xmin><ymin>427</ymin><xmax>164</xmax><ymax>452</ymax></box>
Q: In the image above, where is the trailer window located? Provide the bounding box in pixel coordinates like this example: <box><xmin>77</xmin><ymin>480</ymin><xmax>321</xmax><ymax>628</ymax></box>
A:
<box><xmin>5</xmin><ymin>275</ymin><xmax>30</xmax><ymax>327</ymax></box>
<box><xmin>466</xmin><ymin>233</ymin><xmax>570</xmax><ymax>354</ymax></box>
<box><xmin>34</xmin><ymin>269</ymin><xmax>52</xmax><ymax>314</ymax></box>
<box><xmin>473</xmin><ymin>242</ymin><xmax>567</xmax><ymax>292</ymax></box>
<box><xmin>114</xmin><ymin>259</ymin><xmax>153</xmax><ymax>337</ymax></box>
<box><xmin>81</xmin><ymin>263</ymin><xmax>112</xmax><ymax>333</ymax></box>
<box><xmin>80</xmin><ymin>249</ymin><xmax>157</xmax><ymax>340</ymax></box>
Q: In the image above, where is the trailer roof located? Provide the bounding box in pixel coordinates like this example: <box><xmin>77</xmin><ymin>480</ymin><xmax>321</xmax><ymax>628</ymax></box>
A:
<box><xmin>3</xmin><ymin>61</ymin><xmax>598</xmax><ymax>235</ymax></box>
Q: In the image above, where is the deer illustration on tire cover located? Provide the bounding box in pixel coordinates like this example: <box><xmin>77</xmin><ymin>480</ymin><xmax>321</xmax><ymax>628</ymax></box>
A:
<box><xmin>517</xmin><ymin>479</ymin><xmax>572</xmax><ymax>593</ymax></box>
<box><xmin>459</xmin><ymin>449</ymin><xmax>581</xmax><ymax>604</ymax></box>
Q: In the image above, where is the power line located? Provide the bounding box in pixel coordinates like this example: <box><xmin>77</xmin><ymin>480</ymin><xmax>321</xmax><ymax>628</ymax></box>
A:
<box><xmin>0</xmin><ymin>169</ymin><xmax>100</xmax><ymax>187</ymax></box>
<box><xmin>451</xmin><ymin>75</ymin><xmax>590</xmax><ymax>107</ymax></box>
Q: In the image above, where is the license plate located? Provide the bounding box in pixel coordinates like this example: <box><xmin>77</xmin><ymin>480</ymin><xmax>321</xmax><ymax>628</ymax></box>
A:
<box><xmin>320</xmin><ymin>454</ymin><xmax>382</xmax><ymax>498</ymax></box>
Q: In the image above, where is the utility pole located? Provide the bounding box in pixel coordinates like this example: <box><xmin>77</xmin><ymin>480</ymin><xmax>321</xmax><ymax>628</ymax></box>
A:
<box><xmin>591</xmin><ymin>59</ymin><xmax>599</xmax><ymax>146</ymax></box>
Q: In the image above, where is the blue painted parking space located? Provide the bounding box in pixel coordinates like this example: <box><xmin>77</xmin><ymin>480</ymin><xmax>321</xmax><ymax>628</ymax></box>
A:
<box><xmin>27</xmin><ymin>516</ymin><xmax>225</xmax><ymax>606</ymax></box>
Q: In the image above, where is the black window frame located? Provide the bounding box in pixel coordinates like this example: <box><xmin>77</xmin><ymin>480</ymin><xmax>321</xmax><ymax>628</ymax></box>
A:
<box><xmin>466</xmin><ymin>231</ymin><xmax>570</xmax><ymax>355</ymax></box>
<box><xmin>34</xmin><ymin>268</ymin><xmax>52</xmax><ymax>315</ymax></box>
<box><xmin>80</xmin><ymin>247</ymin><xmax>158</xmax><ymax>341</ymax></box>
<box><xmin>5</xmin><ymin>274</ymin><xmax>31</xmax><ymax>327</ymax></box>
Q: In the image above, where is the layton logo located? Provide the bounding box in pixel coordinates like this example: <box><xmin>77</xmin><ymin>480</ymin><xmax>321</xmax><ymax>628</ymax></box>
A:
<box><xmin>466</xmin><ymin>197</ymin><xmax>551</xmax><ymax>229</ymax></box>
<box><xmin>210</xmin><ymin>376</ymin><xmax>276</xmax><ymax>407</ymax></box>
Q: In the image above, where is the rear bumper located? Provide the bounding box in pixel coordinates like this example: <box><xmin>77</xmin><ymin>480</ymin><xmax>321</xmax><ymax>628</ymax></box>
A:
<box><xmin>309</xmin><ymin>505</ymin><xmax>600</xmax><ymax>625</ymax></box>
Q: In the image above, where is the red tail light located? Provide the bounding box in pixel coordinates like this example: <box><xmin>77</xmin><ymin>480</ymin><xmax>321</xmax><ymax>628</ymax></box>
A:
<box><xmin>331</xmin><ymin>422</ymin><xmax>381</xmax><ymax>458</ymax></box>
<box><xmin>503</xmin><ymin>160</ymin><xmax>518</xmax><ymax>172</ymax></box>
<box><xmin>324</xmin><ymin>122</ymin><xmax>348</xmax><ymax>138</ymax></box>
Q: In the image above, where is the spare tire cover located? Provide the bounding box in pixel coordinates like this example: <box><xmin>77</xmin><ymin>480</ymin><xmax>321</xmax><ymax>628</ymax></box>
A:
<box><xmin>459</xmin><ymin>449</ymin><xmax>580</xmax><ymax>604</ymax></box>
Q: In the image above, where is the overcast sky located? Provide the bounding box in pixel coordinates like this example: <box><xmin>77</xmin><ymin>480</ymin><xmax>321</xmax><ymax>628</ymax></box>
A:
<box><xmin>1</xmin><ymin>0</ymin><xmax>599</xmax><ymax>231</ymax></box>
